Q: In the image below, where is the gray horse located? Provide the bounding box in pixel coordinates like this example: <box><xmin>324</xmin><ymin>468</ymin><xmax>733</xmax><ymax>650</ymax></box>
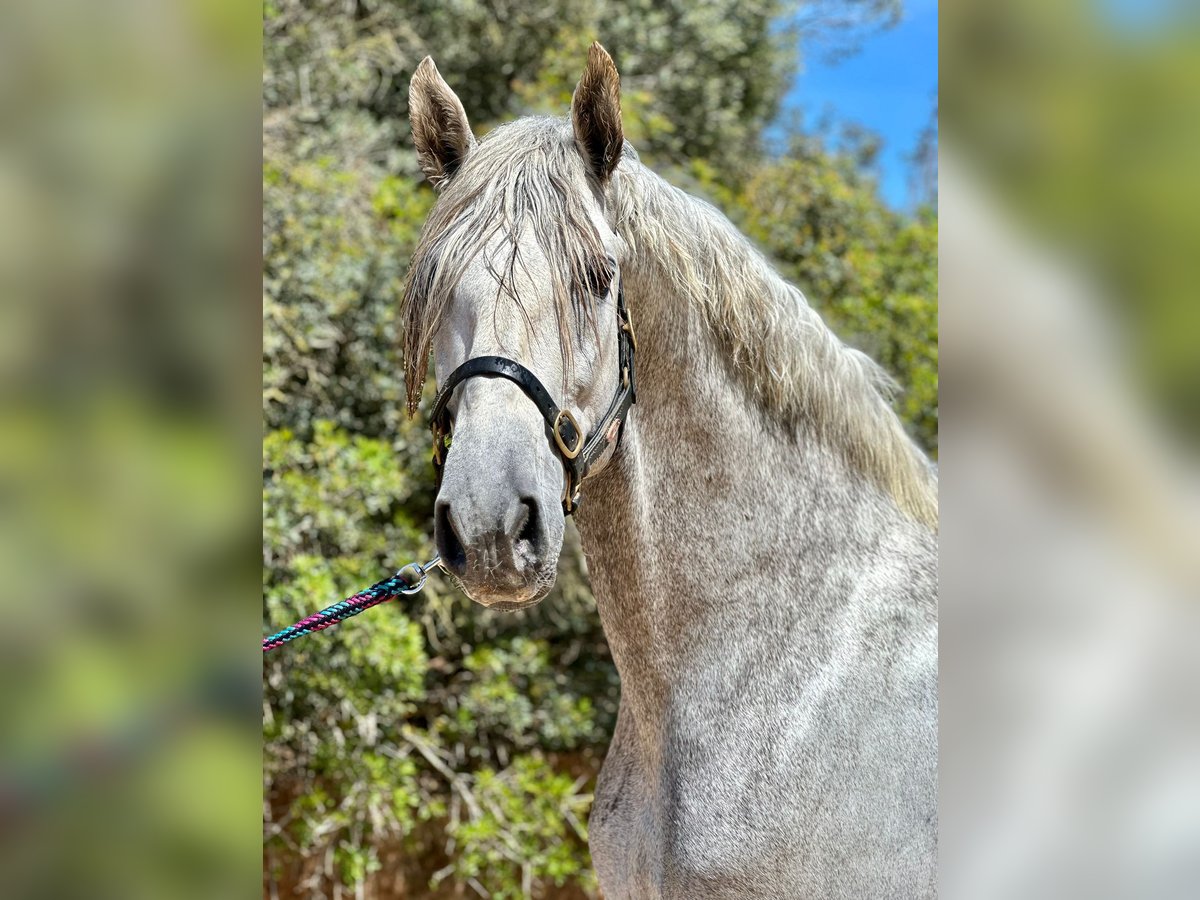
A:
<box><xmin>402</xmin><ymin>43</ymin><xmax>937</xmax><ymax>899</ymax></box>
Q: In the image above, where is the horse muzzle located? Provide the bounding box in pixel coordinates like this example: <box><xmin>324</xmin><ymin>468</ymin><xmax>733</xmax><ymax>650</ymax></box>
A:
<box><xmin>434</xmin><ymin>469</ymin><xmax>560</xmax><ymax>609</ymax></box>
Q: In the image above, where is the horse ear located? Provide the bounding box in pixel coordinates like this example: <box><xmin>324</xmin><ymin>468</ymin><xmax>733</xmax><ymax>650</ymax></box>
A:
<box><xmin>409</xmin><ymin>56</ymin><xmax>476</xmax><ymax>189</ymax></box>
<box><xmin>571</xmin><ymin>42</ymin><xmax>623</xmax><ymax>183</ymax></box>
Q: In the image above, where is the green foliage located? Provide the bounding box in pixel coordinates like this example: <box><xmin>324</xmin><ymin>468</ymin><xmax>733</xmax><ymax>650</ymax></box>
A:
<box><xmin>264</xmin><ymin>2</ymin><xmax>935</xmax><ymax>896</ymax></box>
<box><xmin>445</xmin><ymin>755</ymin><xmax>595</xmax><ymax>898</ymax></box>
<box><xmin>454</xmin><ymin>639</ymin><xmax>602</xmax><ymax>754</ymax></box>
<box><xmin>263</xmin><ymin>157</ymin><xmax>434</xmax><ymax>438</ymax></box>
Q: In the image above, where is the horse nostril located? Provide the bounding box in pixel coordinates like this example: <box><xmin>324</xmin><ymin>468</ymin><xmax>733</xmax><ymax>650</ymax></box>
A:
<box><xmin>514</xmin><ymin>496</ymin><xmax>540</xmax><ymax>553</ymax></box>
<box><xmin>435</xmin><ymin>500</ymin><xmax>467</xmax><ymax>574</ymax></box>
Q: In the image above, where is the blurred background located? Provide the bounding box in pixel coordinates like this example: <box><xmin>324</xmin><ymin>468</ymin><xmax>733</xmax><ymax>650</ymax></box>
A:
<box><xmin>0</xmin><ymin>0</ymin><xmax>1196</xmax><ymax>898</ymax></box>
<box><xmin>262</xmin><ymin>1</ymin><xmax>935</xmax><ymax>897</ymax></box>
<box><xmin>939</xmin><ymin>3</ymin><xmax>1200</xmax><ymax>898</ymax></box>
<box><xmin>0</xmin><ymin>0</ymin><xmax>262</xmax><ymax>898</ymax></box>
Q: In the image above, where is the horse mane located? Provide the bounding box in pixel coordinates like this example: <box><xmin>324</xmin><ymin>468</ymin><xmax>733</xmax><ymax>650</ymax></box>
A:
<box><xmin>613</xmin><ymin>159</ymin><xmax>939</xmax><ymax>529</ymax></box>
<box><xmin>401</xmin><ymin>116</ymin><xmax>937</xmax><ymax>529</ymax></box>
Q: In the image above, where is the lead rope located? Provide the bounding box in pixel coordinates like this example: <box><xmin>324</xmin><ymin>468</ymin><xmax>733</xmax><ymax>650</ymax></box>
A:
<box><xmin>262</xmin><ymin>556</ymin><xmax>442</xmax><ymax>652</ymax></box>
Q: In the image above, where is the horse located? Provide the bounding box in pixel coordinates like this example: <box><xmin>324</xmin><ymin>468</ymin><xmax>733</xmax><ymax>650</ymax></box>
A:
<box><xmin>401</xmin><ymin>43</ymin><xmax>938</xmax><ymax>899</ymax></box>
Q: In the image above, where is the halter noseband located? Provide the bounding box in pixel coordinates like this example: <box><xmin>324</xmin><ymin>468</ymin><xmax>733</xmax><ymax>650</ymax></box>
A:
<box><xmin>428</xmin><ymin>282</ymin><xmax>637</xmax><ymax>515</ymax></box>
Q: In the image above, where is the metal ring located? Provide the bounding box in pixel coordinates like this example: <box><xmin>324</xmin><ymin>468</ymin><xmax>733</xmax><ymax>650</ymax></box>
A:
<box><xmin>397</xmin><ymin>556</ymin><xmax>440</xmax><ymax>594</ymax></box>
<box><xmin>553</xmin><ymin>409</ymin><xmax>583</xmax><ymax>459</ymax></box>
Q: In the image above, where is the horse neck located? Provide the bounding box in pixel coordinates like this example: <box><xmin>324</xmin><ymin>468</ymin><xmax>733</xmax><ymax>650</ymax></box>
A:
<box><xmin>574</xmin><ymin>174</ymin><xmax>932</xmax><ymax>735</ymax></box>
<box><xmin>576</xmin><ymin>262</ymin><xmax>907</xmax><ymax>729</ymax></box>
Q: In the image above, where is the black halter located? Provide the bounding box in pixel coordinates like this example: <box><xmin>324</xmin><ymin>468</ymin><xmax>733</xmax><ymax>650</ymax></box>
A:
<box><xmin>429</xmin><ymin>283</ymin><xmax>637</xmax><ymax>515</ymax></box>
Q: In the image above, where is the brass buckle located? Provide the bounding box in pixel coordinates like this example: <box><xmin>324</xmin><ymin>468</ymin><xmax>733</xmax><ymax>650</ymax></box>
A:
<box><xmin>553</xmin><ymin>409</ymin><xmax>583</xmax><ymax>459</ymax></box>
<box><xmin>620</xmin><ymin>305</ymin><xmax>638</xmax><ymax>352</ymax></box>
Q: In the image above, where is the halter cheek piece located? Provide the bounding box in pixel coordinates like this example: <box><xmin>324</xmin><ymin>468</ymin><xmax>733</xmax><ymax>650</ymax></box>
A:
<box><xmin>428</xmin><ymin>282</ymin><xmax>637</xmax><ymax>516</ymax></box>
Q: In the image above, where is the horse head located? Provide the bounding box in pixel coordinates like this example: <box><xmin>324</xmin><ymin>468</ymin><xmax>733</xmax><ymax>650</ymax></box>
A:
<box><xmin>402</xmin><ymin>44</ymin><xmax>631</xmax><ymax>610</ymax></box>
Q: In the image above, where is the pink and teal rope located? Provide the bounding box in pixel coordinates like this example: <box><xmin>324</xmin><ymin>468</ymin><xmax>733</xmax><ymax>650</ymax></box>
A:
<box><xmin>263</xmin><ymin>570</ymin><xmax>416</xmax><ymax>652</ymax></box>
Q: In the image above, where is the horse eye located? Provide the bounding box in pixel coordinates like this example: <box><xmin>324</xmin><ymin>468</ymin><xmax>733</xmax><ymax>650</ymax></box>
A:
<box><xmin>584</xmin><ymin>259</ymin><xmax>615</xmax><ymax>299</ymax></box>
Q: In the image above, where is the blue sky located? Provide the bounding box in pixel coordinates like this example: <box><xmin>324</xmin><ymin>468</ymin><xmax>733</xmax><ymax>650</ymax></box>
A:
<box><xmin>778</xmin><ymin>0</ymin><xmax>938</xmax><ymax>210</ymax></box>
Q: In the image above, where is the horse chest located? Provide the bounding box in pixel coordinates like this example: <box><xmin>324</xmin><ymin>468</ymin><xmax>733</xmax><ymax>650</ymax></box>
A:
<box><xmin>588</xmin><ymin>631</ymin><xmax>937</xmax><ymax>899</ymax></box>
<box><xmin>588</xmin><ymin>685</ymin><xmax>835</xmax><ymax>899</ymax></box>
